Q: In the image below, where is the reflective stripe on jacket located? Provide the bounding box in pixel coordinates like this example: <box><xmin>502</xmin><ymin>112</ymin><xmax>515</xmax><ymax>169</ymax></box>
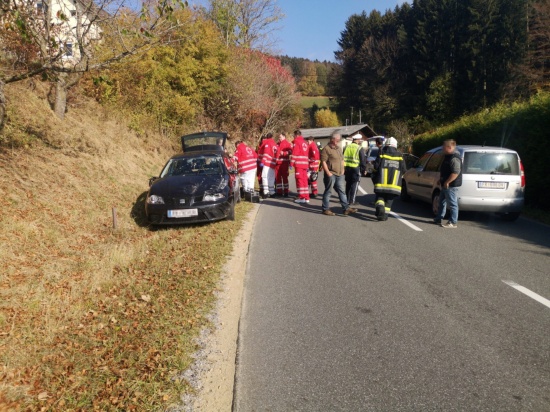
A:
<box><xmin>373</xmin><ymin>150</ymin><xmax>405</xmax><ymax>196</ymax></box>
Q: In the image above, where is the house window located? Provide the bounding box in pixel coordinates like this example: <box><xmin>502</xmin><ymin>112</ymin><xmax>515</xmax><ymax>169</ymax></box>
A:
<box><xmin>64</xmin><ymin>43</ymin><xmax>73</xmax><ymax>58</ymax></box>
<box><xmin>36</xmin><ymin>2</ymin><xmax>48</xmax><ymax>14</ymax></box>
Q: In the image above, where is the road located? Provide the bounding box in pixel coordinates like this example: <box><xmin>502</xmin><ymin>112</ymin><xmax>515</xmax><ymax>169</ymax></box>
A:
<box><xmin>233</xmin><ymin>177</ymin><xmax>550</xmax><ymax>411</ymax></box>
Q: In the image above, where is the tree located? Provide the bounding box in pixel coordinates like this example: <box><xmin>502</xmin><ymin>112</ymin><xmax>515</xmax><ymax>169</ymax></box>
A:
<box><xmin>204</xmin><ymin>49</ymin><xmax>301</xmax><ymax>142</ymax></box>
<box><xmin>0</xmin><ymin>0</ymin><xmax>187</xmax><ymax>127</ymax></box>
<box><xmin>202</xmin><ymin>0</ymin><xmax>284</xmax><ymax>52</ymax></box>
<box><xmin>96</xmin><ymin>9</ymin><xmax>229</xmax><ymax>136</ymax></box>
<box><xmin>314</xmin><ymin>108</ymin><xmax>339</xmax><ymax>127</ymax></box>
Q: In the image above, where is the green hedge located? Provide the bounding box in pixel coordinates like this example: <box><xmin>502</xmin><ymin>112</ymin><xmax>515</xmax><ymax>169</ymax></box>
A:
<box><xmin>412</xmin><ymin>93</ymin><xmax>550</xmax><ymax>209</ymax></box>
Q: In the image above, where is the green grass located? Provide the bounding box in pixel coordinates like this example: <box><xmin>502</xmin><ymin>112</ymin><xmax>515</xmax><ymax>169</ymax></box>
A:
<box><xmin>300</xmin><ymin>96</ymin><xmax>334</xmax><ymax>109</ymax></box>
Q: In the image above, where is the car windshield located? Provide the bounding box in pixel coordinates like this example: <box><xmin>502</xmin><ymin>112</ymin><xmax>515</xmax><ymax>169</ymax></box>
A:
<box><xmin>160</xmin><ymin>155</ymin><xmax>224</xmax><ymax>177</ymax></box>
<box><xmin>463</xmin><ymin>152</ymin><xmax>519</xmax><ymax>175</ymax></box>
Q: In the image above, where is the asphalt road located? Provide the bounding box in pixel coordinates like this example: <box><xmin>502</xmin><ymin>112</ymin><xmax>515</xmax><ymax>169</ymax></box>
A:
<box><xmin>233</xmin><ymin>177</ymin><xmax>550</xmax><ymax>412</ymax></box>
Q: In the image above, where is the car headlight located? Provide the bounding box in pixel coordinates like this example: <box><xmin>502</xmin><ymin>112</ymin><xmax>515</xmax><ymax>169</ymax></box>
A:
<box><xmin>147</xmin><ymin>195</ymin><xmax>165</xmax><ymax>204</ymax></box>
<box><xmin>203</xmin><ymin>192</ymin><xmax>225</xmax><ymax>202</ymax></box>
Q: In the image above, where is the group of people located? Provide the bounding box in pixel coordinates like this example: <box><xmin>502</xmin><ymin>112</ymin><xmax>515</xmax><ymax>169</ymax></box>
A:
<box><xmin>232</xmin><ymin>130</ymin><xmax>462</xmax><ymax>226</ymax></box>
<box><xmin>232</xmin><ymin>130</ymin><xmax>320</xmax><ymax>201</ymax></box>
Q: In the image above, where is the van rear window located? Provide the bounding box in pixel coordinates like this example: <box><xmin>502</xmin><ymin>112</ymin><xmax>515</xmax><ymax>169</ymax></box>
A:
<box><xmin>463</xmin><ymin>152</ymin><xmax>519</xmax><ymax>175</ymax></box>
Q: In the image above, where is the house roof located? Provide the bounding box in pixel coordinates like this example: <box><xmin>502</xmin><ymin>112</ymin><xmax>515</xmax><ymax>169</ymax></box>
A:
<box><xmin>300</xmin><ymin>124</ymin><xmax>377</xmax><ymax>140</ymax></box>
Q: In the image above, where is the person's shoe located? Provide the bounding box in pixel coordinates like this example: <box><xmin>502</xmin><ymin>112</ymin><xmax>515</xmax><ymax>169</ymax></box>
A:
<box><xmin>442</xmin><ymin>222</ymin><xmax>457</xmax><ymax>228</ymax></box>
<box><xmin>283</xmin><ymin>193</ymin><xmax>289</xmax><ymax>198</ymax></box>
<box><xmin>375</xmin><ymin>204</ymin><xmax>385</xmax><ymax>221</ymax></box>
<box><xmin>322</xmin><ymin>209</ymin><xmax>336</xmax><ymax>216</ymax></box>
<box><xmin>294</xmin><ymin>198</ymin><xmax>307</xmax><ymax>204</ymax></box>
<box><xmin>343</xmin><ymin>207</ymin><xmax>357</xmax><ymax>215</ymax></box>
<box><xmin>433</xmin><ymin>218</ymin><xmax>442</xmax><ymax>225</ymax></box>
<box><xmin>310</xmin><ymin>194</ymin><xmax>317</xmax><ymax>199</ymax></box>
<box><xmin>262</xmin><ymin>193</ymin><xmax>269</xmax><ymax>199</ymax></box>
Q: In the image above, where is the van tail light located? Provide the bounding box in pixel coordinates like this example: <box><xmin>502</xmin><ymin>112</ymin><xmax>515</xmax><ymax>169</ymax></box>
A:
<box><xmin>520</xmin><ymin>160</ymin><xmax>525</xmax><ymax>187</ymax></box>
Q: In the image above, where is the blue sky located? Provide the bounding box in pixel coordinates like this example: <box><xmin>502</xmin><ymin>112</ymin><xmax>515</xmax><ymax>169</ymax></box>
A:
<box><xmin>275</xmin><ymin>0</ymin><xmax>408</xmax><ymax>61</ymax></box>
<box><xmin>189</xmin><ymin>1</ymin><xmax>409</xmax><ymax>62</ymax></box>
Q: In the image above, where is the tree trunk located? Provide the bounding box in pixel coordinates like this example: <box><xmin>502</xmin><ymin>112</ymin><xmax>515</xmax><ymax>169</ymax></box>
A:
<box><xmin>0</xmin><ymin>80</ymin><xmax>6</xmax><ymax>131</ymax></box>
<box><xmin>53</xmin><ymin>73</ymin><xmax>68</xmax><ymax>119</ymax></box>
<box><xmin>53</xmin><ymin>72</ymin><xmax>83</xmax><ymax>119</ymax></box>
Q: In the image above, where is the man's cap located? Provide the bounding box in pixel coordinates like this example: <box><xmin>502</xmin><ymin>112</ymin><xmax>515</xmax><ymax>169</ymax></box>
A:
<box><xmin>351</xmin><ymin>133</ymin><xmax>363</xmax><ymax>140</ymax></box>
<box><xmin>385</xmin><ymin>137</ymin><xmax>398</xmax><ymax>148</ymax></box>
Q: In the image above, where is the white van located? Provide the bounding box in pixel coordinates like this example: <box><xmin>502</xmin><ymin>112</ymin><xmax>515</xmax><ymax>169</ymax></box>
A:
<box><xmin>401</xmin><ymin>145</ymin><xmax>525</xmax><ymax>221</ymax></box>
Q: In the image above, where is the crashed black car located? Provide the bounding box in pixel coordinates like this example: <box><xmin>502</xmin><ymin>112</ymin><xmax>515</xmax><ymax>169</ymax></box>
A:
<box><xmin>145</xmin><ymin>132</ymin><xmax>240</xmax><ymax>225</ymax></box>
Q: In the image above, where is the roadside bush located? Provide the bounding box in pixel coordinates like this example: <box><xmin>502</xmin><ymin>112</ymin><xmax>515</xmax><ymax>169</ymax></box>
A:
<box><xmin>412</xmin><ymin>92</ymin><xmax>550</xmax><ymax>209</ymax></box>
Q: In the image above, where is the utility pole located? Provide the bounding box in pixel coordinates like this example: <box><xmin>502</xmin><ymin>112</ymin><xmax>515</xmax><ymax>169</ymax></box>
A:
<box><xmin>350</xmin><ymin>107</ymin><xmax>354</xmax><ymax>125</ymax></box>
<box><xmin>359</xmin><ymin>110</ymin><xmax>362</xmax><ymax>124</ymax></box>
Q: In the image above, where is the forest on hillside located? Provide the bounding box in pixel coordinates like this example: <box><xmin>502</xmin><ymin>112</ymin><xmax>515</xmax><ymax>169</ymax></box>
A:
<box><xmin>333</xmin><ymin>0</ymin><xmax>549</xmax><ymax>134</ymax></box>
<box><xmin>1</xmin><ymin>0</ymin><xmax>548</xmax><ymax>144</ymax></box>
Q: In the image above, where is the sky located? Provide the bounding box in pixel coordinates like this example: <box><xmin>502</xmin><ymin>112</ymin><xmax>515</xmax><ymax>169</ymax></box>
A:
<box><xmin>274</xmin><ymin>0</ymin><xmax>409</xmax><ymax>62</ymax></box>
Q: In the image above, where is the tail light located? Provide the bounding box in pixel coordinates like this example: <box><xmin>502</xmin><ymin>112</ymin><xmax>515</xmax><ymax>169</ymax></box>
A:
<box><xmin>520</xmin><ymin>160</ymin><xmax>525</xmax><ymax>187</ymax></box>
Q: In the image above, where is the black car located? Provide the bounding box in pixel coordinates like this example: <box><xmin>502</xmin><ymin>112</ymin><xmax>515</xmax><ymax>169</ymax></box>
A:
<box><xmin>145</xmin><ymin>132</ymin><xmax>240</xmax><ymax>225</ymax></box>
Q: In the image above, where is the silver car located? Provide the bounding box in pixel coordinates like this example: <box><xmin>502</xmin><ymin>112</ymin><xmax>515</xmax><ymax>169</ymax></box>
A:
<box><xmin>401</xmin><ymin>145</ymin><xmax>525</xmax><ymax>221</ymax></box>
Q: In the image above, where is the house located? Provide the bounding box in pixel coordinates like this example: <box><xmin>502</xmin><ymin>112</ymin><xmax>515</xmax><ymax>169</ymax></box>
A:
<box><xmin>300</xmin><ymin>123</ymin><xmax>379</xmax><ymax>149</ymax></box>
<box><xmin>34</xmin><ymin>0</ymin><xmax>103</xmax><ymax>64</ymax></box>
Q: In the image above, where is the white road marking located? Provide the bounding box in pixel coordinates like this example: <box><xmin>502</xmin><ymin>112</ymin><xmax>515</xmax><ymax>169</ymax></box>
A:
<box><xmin>502</xmin><ymin>280</ymin><xmax>550</xmax><ymax>309</ymax></box>
<box><xmin>389</xmin><ymin>212</ymin><xmax>423</xmax><ymax>231</ymax></box>
<box><xmin>357</xmin><ymin>186</ymin><xmax>368</xmax><ymax>195</ymax></box>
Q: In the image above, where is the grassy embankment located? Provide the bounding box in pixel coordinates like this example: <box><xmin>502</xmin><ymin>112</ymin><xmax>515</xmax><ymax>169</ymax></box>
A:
<box><xmin>413</xmin><ymin>92</ymin><xmax>550</xmax><ymax>224</ymax></box>
<box><xmin>0</xmin><ymin>81</ymin><xmax>252</xmax><ymax>411</ymax></box>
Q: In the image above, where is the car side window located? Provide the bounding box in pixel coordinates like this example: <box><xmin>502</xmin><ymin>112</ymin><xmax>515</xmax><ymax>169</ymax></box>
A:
<box><xmin>424</xmin><ymin>150</ymin><xmax>444</xmax><ymax>172</ymax></box>
<box><xmin>415</xmin><ymin>152</ymin><xmax>433</xmax><ymax>169</ymax></box>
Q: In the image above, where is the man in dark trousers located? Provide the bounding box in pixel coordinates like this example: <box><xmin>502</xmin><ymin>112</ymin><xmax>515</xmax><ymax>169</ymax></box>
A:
<box><xmin>343</xmin><ymin>133</ymin><xmax>367</xmax><ymax>205</ymax></box>
<box><xmin>372</xmin><ymin>137</ymin><xmax>406</xmax><ymax>221</ymax></box>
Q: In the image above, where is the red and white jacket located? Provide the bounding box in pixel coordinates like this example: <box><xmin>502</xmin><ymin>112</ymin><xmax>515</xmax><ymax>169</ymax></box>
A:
<box><xmin>276</xmin><ymin>139</ymin><xmax>293</xmax><ymax>166</ymax></box>
<box><xmin>258</xmin><ymin>137</ymin><xmax>277</xmax><ymax>169</ymax></box>
<box><xmin>233</xmin><ymin>142</ymin><xmax>258</xmax><ymax>173</ymax></box>
<box><xmin>290</xmin><ymin>135</ymin><xmax>309</xmax><ymax>170</ymax></box>
<box><xmin>308</xmin><ymin>140</ymin><xmax>320</xmax><ymax>171</ymax></box>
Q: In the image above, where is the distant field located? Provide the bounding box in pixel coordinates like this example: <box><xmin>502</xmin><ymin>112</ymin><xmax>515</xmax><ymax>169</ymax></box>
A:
<box><xmin>301</xmin><ymin>96</ymin><xmax>336</xmax><ymax>109</ymax></box>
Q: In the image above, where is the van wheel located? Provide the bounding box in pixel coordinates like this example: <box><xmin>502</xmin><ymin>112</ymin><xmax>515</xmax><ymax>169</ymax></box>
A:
<box><xmin>400</xmin><ymin>181</ymin><xmax>411</xmax><ymax>201</ymax></box>
<box><xmin>431</xmin><ymin>190</ymin><xmax>440</xmax><ymax>216</ymax></box>
<box><xmin>499</xmin><ymin>212</ymin><xmax>520</xmax><ymax>222</ymax></box>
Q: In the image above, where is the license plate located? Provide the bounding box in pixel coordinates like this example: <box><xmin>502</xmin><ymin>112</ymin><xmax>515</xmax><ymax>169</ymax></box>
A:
<box><xmin>167</xmin><ymin>209</ymin><xmax>198</xmax><ymax>218</ymax></box>
<box><xmin>478</xmin><ymin>181</ymin><xmax>507</xmax><ymax>189</ymax></box>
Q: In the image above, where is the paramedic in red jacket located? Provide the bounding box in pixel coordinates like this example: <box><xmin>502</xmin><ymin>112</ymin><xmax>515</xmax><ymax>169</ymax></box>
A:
<box><xmin>275</xmin><ymin>133</ymin><xmax>292</xmax><ymax>197</ymax></box>
<box><xmin>233</xmin><ymin>141</ymin><xmax>258</xmax><ymax>193</ymax></box>
<box><xmin>290</xmin><ymin>130</ymin><xmax>310</xmax><ymax>203</ymax></box>
<box><xmin>258</xmin><ymin>132</ymin><xmax>277</xmax><ymax>199</ymax></box>
<box><xmin>307</xmin><ymin>135</ymin><xmax>321</xmax><ymax>198</ymax></box>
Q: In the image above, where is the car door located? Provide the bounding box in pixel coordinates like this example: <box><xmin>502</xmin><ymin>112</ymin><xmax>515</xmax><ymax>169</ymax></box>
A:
<box><xmin>404</xmin><ymin>151</ymin><xmax>432</xmax><ymax>199</ymax></box>
<box><xmin>406</xmin><ymin>149</ymin><xmax>444</xmax><ymax>202</ymax></box>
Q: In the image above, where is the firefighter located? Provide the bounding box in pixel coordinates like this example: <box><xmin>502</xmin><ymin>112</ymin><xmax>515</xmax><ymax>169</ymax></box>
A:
<box><xmin>258</xmin><ymin>133</ymin><xmax>277</xmax><ymax>199</ymax></box>
<box><xmin>275</xmin><ymin>133</ymin><xmax>292</xmax><ymax>197</ymax></box>
<box><xmin>306</xmin><ymin>135</ymin><xmax>320</xmax><ymax>198</ymax></box>
<box><xmin>233</xmin><ymin>140</ymin><xmax>258</xmax><ymax>194</ymax></box>
<box><xmin>372</xmin><ymin>137</ymin><xmax>406</xmax><ymax>221</ymax></box>
<box><xmin>343</xmin><ymin>133</ymin><xmax>367</xmax><ymax>205</ymax></box>
<box><xmin>290</xmin><ymin>130</ymin><xmax>310</xmax><ymax>203</ymax></box>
